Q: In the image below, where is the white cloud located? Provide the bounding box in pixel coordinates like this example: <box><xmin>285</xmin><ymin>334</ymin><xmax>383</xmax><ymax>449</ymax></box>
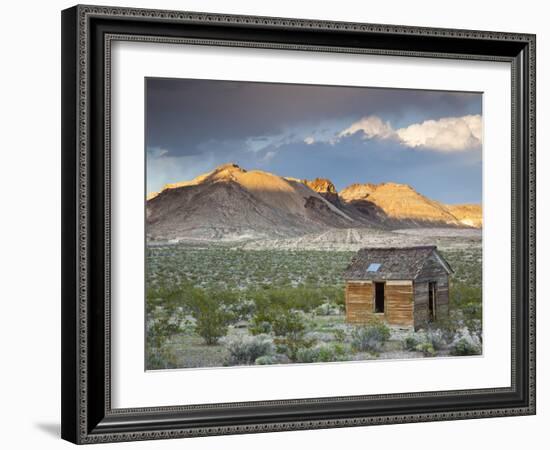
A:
<box><xmin>338</xmin><ymin>114</ymin><xmax>482</xmax><ymax>152</ymax></box>
<box><xmin>396</xmin><ymin>114</ymin><xmax>482</xmax><ymax>151</ymax></box>
<box><xmin>339</xmin><ymin>116</ymin><xmax>394</xmax><ymax>140</ymax></box>
<box><xmin>304</xmin><ymin>136</ymin><xmax>315</xmax><ymax>145</ymax></box>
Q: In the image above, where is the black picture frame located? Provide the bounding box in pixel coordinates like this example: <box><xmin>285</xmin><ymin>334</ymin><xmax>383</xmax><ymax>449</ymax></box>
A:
<box><xmin>61</xmin><ymin>4</ymin><xmax>536</xmax><ymax>444</ymax></box>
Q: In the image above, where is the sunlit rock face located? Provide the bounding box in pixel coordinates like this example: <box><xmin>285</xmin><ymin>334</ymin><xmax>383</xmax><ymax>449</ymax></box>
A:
<box><xmin>146</xmin><ymin>163</ymin><xmax>481</xmax><ymax>243</ymax></box>
<box><xmin>303</xmin><ymin>178</ymin><xmax>341</xmax><ymax>208</ymax></box>
<box><xmin>445</xmin><ymin>204</ymin><xmax>483</xmax><ymax>228</ymax></box>
<box><xmin>340</xmin><ymin>182</ymin><xmax>482</xmax><ymax>228</ymax></box>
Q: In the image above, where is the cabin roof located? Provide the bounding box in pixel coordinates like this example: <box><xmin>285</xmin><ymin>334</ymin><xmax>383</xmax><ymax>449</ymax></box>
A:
<box><xmin>343</xmin><ymin>245</ymin><xmax>453</xmax><ymax>281</ymax></box>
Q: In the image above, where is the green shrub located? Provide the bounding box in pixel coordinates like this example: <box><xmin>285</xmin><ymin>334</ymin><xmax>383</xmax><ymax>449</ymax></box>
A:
<box><xmin>450</xmin><ymin>283</ymin><xmax>482</xmax><ymax>330</ymax></box>
<box><xmin>248</xmin><ymin>301</ymin><xmax>280</xmax><ymax>336</ymax></box>
<box><xmin>249</xmin><ymin>319</ymin><xmax>272</xmax><ymax>335</ymax></box>
<box><xmin>247</xmin><ymin>286</ymin><xmax>336</xmax><ymax>316</ymax></box>
<box><xmin>404</xmin><ymin>334</ymin><xmax>420</xmax><ymax>351</ymax></box>
<box><xmin>222</xmin><ymin>334</ymin><xmax>275</xmax><ymax>366</ymax></box>
<box><xmin>351</xmin><ymin>320</ymin><xmax>391</xmax><ymax>354</ymax></box>
<box><xmin>294</xmin><ymin>347</ymin><xmax>319</xmax><ymax>363</ymax></box>
<box><xmin>185</xmin><ymin>289</ymin><xmax>235</xmax><ymax>345</ymax></box>
<box><xmin>424</xmin><ymin>328</ymin><xmax>446</xmax><ymax>350</ymax></box>
<box><xmin>250</xmin><ymin>307</ymin><xmax>316</xmax><ymax>361</ymax></box>
<box><xmin>146</xmin><ymin>345</ymin><xmax>179</xmax><ymax>370</ymax></box>
<box><xmin>403</xmin><ymin>328</ymin><xmax>447</xmax><ymax>354</ymax></box>
<box><xmin>296</xmin><ymin>342</ymin><xmax>350</xmax><ymax>363</ymax></box>
<box><xmin>462</xmin><ymin>301</ymin><xmax>482</xmax><ymax>318</ymax></box>
<box><xmin>332</xmin><ymin>325</ymin><xmax>347</xmax><ymax>343</ymax></box>
<box><xmin>226</xmin><ymin>299</ymin><xmax>256</xmax><ymax>322</ymax></box>
<box><xmin>314</xmin><ymin>302</ymin><xmax>342</xmax><ymax>316</ymax></box>
<box><xmin>305</xmin><ymin>331</ymin><xmax>335</xmax><ymax>344</ymax></box>
<box><xmin>450</xmin><ymin>333</ymin><xmax>482</xmax><ymax>356</ymax></box>
<box><xmin>467</xmin><ymin>318</ymin><xmax>483</xmax><ymax>343</ymax></box>
<box><xmin>415</xmin><ymin>342</ymin><xmax>436</xmax><ymax>357</ymax></box>
<box><xmin>255</xmin><ymin>355</ymin><xmax>276</xmax><ymax>365</ymax></box>
<box><xmin>146</xmin><ymin>286</ymin><xmax>189</xmax><ymax>367</ymax></box>
<box><xmin>272</xmin><ymin>310</ymin><xmax>316</xmax><ymax>362</ymax></box>
<box><xmin>255</xmin><ymin>354</ymin><xmax>290</xmax><ymax>365</ymax></box>
<box><xmin>432</xmin><ymin>315</ymin><xmax>460</xmax><ymax>343</ymax></box>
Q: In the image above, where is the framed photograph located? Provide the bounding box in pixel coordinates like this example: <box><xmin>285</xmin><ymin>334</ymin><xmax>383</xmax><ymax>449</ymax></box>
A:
<box><xmin>61</xmin><ymin>5</ymin><xmax>536</xmax><ymax>444</ymax></box>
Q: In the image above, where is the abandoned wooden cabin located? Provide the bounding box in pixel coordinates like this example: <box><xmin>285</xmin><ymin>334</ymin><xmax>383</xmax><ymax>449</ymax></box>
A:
<box><xmin>343</xmin><ymin>246</ymin><xmax>453</xmax><ymax>330</ymax></box>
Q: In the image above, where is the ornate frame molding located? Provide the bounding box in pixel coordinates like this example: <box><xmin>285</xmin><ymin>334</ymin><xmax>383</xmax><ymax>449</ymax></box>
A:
<box><xmin>61</xmin><ymin>4</ymin><xmax>536</xmax><ymax>444</ymax></box>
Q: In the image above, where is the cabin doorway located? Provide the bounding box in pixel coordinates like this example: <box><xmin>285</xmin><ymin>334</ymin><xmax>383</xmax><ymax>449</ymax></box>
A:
<box><xmin>374</xmin><ymin>282</ymin><xmax>385</xmax><ymax>313</ymax></box>
<box><xmin>428</xmin><ymin>282</ymin><xmax>437</xmax><ymax>321</ymax></box>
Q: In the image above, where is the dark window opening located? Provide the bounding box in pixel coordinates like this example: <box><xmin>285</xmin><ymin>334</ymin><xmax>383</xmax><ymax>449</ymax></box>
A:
<box><xmin>428</xmin><ymin>281</ymin><xmax>437</xmax><ymax>321</ymax></box>
<box><xmin>374</xmin><ymin>282</ymin><xmax>385</xmax><ymax>313</ymax></box>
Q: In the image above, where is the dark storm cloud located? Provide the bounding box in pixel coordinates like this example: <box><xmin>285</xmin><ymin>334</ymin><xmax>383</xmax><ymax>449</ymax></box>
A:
<box><xmin>146</xmin><ymin>78</ymin><xmax>482</xmax><ymax>203</ymax></box>
<box><xmin>146</xmin><ymin>78</ymin><xmax>481</xmax><ymax>157</ymax></box>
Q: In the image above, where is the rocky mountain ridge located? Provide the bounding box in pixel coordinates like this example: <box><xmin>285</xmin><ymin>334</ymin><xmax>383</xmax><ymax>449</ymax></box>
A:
<box><xmin>146</xmin><ymin>163</ymin><xmax>481</xmax><ymax>242</ymax></box>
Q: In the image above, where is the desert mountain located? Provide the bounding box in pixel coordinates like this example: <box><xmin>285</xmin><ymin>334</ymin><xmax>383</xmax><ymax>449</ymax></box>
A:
<box><xmin>303</xmin><ymin>178</ymin><xmax>341</xmax><ymax>207</ymax></box>
<box><xmin>146</xmin><ymin>163</ymin><xmax>482</xmax><ymax>242</ymax></box>
<box><xmin>339</xmin><ymin>182</ymin><xmax>471</xmax><ymax>228</ymax></box>
<box><xmin>445</xmin><ymin>204</ymin><xmax>483</xmax><ymax>228</ymax></box>
<box><xmin>146</xmin><ymin>163</ymin><xmax>355</xmax><ymax>241</ymax></box>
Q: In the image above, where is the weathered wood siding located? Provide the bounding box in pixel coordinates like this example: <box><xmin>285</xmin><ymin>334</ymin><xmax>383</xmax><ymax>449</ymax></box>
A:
<box><xmin>413</xmin><ymin>282</ymin><xmax>430</xmax><ymax>327</ymax></box>
<box><xmin>436</xmin><ymin>278</ymin><xmax>450</xmax><ymax>317</ymax></box>
<box><xmin>385</xmin><ymin>281</ymin><xmax>414</xmax><ymax>327</ymax></box>
<box><xmin>345</xmin><ymin>281</ymin><xmax>373</xmax><ymax>323</ymax></box>
<box><xmin>345</xmin><ymin>280</ymin><xmax>414</xmax><ymax>327</ymax></box>
<box><xmin>414</xmin><ymin>252</ymin><xmax>450</xmax><ymax>329</ymax></box>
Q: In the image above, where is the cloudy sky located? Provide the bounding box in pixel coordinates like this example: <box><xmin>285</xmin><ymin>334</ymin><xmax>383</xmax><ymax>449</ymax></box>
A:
<box><xmin>146</xmin><ymin>78</ymin><xmax>482</xmax><ymax>204</ymax></box>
